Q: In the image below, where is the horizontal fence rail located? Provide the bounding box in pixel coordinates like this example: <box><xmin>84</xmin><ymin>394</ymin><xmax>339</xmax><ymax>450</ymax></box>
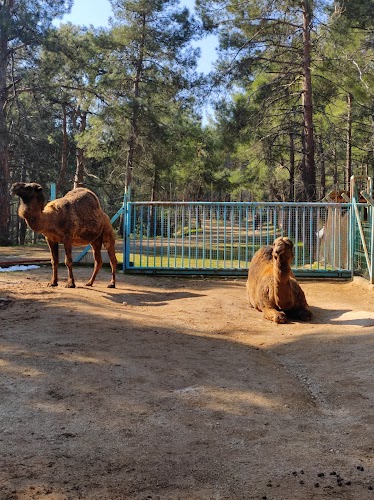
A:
<box><xmin>124</xmin><ymin>201</ymin><xmax>353</xmax><ymax>278</ymax></box>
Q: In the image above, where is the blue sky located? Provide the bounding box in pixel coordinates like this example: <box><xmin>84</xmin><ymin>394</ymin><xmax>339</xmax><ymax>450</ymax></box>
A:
<box><xmin>61</xmin><ymin>0</ymin><xmax>218</xmax><ymax>73</ymax></box>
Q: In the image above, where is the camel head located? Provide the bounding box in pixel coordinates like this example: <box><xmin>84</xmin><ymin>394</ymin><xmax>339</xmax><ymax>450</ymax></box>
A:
<box><xmin>272</xmin><ymin>237</ymin><xmax>294</xmax><ymax>265</ymax></box>
<box><xmin>10</xmin><ymin>182</ymin><xmax>45</xmax><ymax>205</ymax></box>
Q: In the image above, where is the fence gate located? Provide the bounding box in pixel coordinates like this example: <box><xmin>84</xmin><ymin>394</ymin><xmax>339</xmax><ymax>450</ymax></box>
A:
<box><xmin>123</xmin><ymin>200</ymin><xmax>354</xmax><ymax>278</ymax></box>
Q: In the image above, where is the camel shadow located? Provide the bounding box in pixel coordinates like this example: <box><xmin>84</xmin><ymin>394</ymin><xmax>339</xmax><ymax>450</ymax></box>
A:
<box><xmin>118</xmin><ymin>290</ymin><xmax>207</xmax><ymax>307</ymax></box>
<box><xmin>309</xmin><ymin>305</ymin><xmax>374</xmax><ymax>327</ymax></box>
<box><xmin>81</xmin><ymin>286</ymin><xmax>206</xmax><ymax>307</ymax></box>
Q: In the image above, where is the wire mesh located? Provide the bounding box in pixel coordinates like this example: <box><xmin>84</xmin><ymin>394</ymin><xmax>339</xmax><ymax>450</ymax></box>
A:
<box><xmin>353</xmin><ymin>203</ymin><xmax>372</xmax><ymax>280</ymax></box>
<box><xmin>125</xmin><ymin>201</ymin><xmax>352</xmax><ymax>276</ymax></box>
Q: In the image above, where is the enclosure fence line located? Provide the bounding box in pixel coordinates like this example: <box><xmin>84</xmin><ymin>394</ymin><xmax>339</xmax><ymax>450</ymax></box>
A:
<box><xmin>66</xmin><ymin>176</ymin><xmax>374</xmax><ymax>281</ymax></box>
<box><xmin>122</xmin><ymin>200</ymin><xmax>353</xmax><ymax>278</ymax></box>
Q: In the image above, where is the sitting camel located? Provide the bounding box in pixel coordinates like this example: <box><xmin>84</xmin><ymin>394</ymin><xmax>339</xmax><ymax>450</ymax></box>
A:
<box><xmin>246</xmin><ymin>236</ymin><xmax>312</xmax><ymax>323</ymax></box>
<box><xmin>11</xmin><ymin>182</ymin><xmax>117</xmax><ymax>288</ymax></box>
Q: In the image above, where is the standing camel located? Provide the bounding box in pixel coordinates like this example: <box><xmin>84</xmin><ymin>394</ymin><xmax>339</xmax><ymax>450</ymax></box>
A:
<box><xmin>246</xmin><ymin>236</ymin><xmax>313</xmax><ymax>323</ymax></box>
<box><xmin>11</xmin><ymin>182</ymin><xmax>117</xmax><ymax>288</ymax></box>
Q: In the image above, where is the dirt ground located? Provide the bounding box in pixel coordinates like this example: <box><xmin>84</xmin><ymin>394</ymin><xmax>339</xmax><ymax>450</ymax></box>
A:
<box><xmin>1</xmin><ymin>247</ymin><xmax>374</xmax><ymax>500</ymax></box>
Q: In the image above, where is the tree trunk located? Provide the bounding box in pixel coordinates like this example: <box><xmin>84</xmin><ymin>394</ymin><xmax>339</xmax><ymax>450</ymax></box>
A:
<box><xmin>57</xmin><ymin>103</ymin><xmax>68</xmax><ymax>195</ymax></box>
<box><xmin>0</xmin><ymin>20</ymin><xmax>10</xmax><ymax>245</ymax></box>
<box><xmin>74</xmin><ymin>109</ymin><xmax>87</xmax><ymax>189</ymax></box>
<box><xmin>125</xmin><ymin>13</ymin><xmax>146</xmax><ymax>194</ymax></box>
<box><xmin>301</xmin><ymin>0</ymin><xmax>316</xmax><ymax>202</ymax></box>
<box><xmin>333</xmin><ymin>144</ymin><xmax>338</xmax><ymax>187</ymax></box>
<box><xmin>289</xmin><ymin>132</ymin><xmax>295</xmax><ymax>201</ymax></box>
<box><xmin>318</xmin><ymin>135</ymin><xmax>326</xmax><ymax>199</ymax></box>
<box><xmin>345</xmin><ymin>93</ymin><xmax>353</xmax><ymax>191</ymax></box>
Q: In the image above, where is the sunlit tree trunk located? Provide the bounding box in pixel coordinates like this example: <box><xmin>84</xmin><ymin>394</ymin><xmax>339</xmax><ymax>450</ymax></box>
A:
<box><xmin>57</xmin><ymin>103</ymin><xmax>68</xmax><ymax>195</ymax></box>
<box><xmin>318</xmin><ymin>135</ymin><xmax>326</xmax><ymax>199</ymax></box>
<box><xmin>345</xmin><ymin>93</ymin><xmax>353</xmax><ymax>190</ymax></box>
<box><xmin>125</xmin><ymin>13</ymin><xmax>146</xmax><ymax>194</ymax></box>
<box><xmin>289</xmin><ymin>132</ymin><xmax>295</xmax><ymax>201</ymax></box>
<box><xmin>73</xmin><ymin>108</ymin><xmax>87</xmax><ymax>189</ymax></box>
<box><xmin>301</xmin><ymin>0</ymin><xmax>316</xmax><ymax>201</ymax></box>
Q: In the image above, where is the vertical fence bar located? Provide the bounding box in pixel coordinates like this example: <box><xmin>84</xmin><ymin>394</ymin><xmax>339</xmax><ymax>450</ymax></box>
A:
<box><xmin>223</xmin><ymin>205</ymin><xmax>227</xmax><ymax>268</ymax></box>
<box><xmin>202</xmin><ymin>205</ymin><xmax>206</xmax><ymax>268</ymax></box>
<box><xmin>266</xmin><ymin>206</ymin><xmax>270</xmax><ymax>245</ymax></box>
<box><xmin>181</xmin><ymin>205</ymin><xmax>185</xmax><ymax>267</ymax></box>
<box><xmin>229</xmin><ymin>204</ymin><xmax>232</xmax><ymax>268</ymax></box>
<box><xmin>209</xmin><ymin>205</ymin><xmax>213</xmax><ymax>268</ymax></box>
<box><xmin>238</xmin><ymin>206</ymin><xmax>242</xmax><ymax>268</ymax></box>
<box><xmin>188</xmin><ymin>205</ymin><xmax>192</xmax><ymax>268</ymax></box>
<box><xmin>123</xmin><ymin>192</ymin><xmax>128</xmax><ymax>272</ymax></box>
<box><xmin>309</xmin><ymin>206</ymin><xmax>313</xmax><ymax>269</ymax></box>
<box><xmin>245</xmin><ymin>205</ymin><xmax>249</xmax><ymax>266</ymax></box>
<box><xmin>174</xmin><ymin>206</ymin><xmax>178</xmax><ymax>268</ymax></box>
<box><xmin>371</xmin><ymin>205</ymin><xmax>374</xmax><ymax>283</ymax></box>
<box><xmin>50</xmin><ymin>183</ymin><xmax>56</xmax><ymax>201</ymax></box>
<box><xmin>349</xmin><ymin>205</ymin><xmax>353</xmax><ymax>274</ymax></box>
<box><xmin>166</xmin><ymin>207</ymin><xmax>172</xmax><ymax>267</ymax></box>
<box><xmin>252</xmin><ymin>205</ymin><xmax>256</xmax><ymax>259</ymax></box>
<box><xmin>337</xmin><ymin>207</ymin><xmax>342</xmax><ymax>269</ymax></box>
<box><xmin>153</xmin><ymin>205</ymin><xmax>157</xmax><ymax>267</ymax></box>
<box><xmin>216</xmin><ymin>205</ymin><xmax>219</xmax><ymax>268</ymax></box>
<box><xmin>195</xmin><ymin>205</ymin><xmax>199</xmax><ymax>267</ymax></box>
<box><xmin>294</xmin><ymin>207</ymin><xmax>299</xmax><ymax>267</ymax></box>
<box><xmin>140</xmin><ymin>205</ymin><xmax>145</xmax><ymax>268</ymax></box>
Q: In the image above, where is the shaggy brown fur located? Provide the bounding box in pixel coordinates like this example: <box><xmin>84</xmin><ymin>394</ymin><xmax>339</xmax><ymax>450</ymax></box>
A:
<box><xmin>11</xmin><ymin>182</ymin><xmax>117</xmax><ymax>288</ymax></box>
<box><xmin>246</xmin><ymin>236</ymin><xmax>312</xmax><ymax>324</ymax></box>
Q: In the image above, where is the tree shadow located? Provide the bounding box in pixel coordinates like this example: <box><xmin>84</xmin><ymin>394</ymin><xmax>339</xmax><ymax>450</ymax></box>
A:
<box><xmin>1</xmin><ymin>274</ymin><xmax>374</xmax><ymax>498</ymax></box>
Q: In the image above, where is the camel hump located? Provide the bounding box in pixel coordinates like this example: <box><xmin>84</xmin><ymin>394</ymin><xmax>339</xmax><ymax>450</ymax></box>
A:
<box><xmin>64</xmin><ymin>188</ymin><xmax>102</xmax><ymax>209</ymax></box>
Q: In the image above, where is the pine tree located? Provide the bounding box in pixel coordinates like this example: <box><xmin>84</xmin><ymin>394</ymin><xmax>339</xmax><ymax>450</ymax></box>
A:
<box><xmin>0</xmin><ymin>0</ymin><xmax>72</xmax><ymax>244</ymax></box>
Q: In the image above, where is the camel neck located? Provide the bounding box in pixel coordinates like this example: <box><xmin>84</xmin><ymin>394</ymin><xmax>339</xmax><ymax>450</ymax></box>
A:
<box><xmin>18</xmin><ymin>201</ymin><xmax>45</xmax><ymax>232</ymax></box>
<box><xmin>273</xmin><ymin>262</ymin><xmax>293</xmax><ymax>309</ymax></box>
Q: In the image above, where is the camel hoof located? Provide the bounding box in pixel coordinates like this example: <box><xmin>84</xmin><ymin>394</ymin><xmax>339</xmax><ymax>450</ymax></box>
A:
<box><xmin>85</xmin><ymin>283</ymin><xmax>93</xmax><ymax>287</ymax></box>
<box><xmin>47</xmin><ymin>282</ymin><xmax>58</xmax><ymax>287</ymax></box>
<box><xmin>274</xmin><ymin>312</ymin><xmax>287</xmax><ymax>324</ymax></box>
<box><xmin>107</xmin><ymin>283</ymin><xmax>115</xmax><ymax>289</ymax></box>
<box><xmin>65</xmin><ymin>283</ymin><xmax>76</xmax><ymax>288</ymax></box>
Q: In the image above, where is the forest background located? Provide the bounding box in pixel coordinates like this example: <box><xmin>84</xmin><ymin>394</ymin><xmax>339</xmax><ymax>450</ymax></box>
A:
<box><xmin>0</xmin><ymin>0</ymin><xmax>373</xmax><ymax>245</ymax></box>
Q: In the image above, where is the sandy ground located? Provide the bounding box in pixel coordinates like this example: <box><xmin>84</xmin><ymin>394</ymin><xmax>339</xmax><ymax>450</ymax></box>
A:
<box><xmin>1</xmin><ymin>250</ymin><xmax>374</xmax><ymax>499</ymax></box>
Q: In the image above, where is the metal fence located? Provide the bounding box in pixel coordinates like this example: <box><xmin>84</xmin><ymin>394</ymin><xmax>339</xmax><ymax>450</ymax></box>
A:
<box><xmin>352</xmin><ymin>199</ymin><xmax>373</xmax><ymax>281</ymax></box>
<box><xmin>124</xmin><ymin>201</ymin><xmax>353</xmax><ymax>278</ymax></box>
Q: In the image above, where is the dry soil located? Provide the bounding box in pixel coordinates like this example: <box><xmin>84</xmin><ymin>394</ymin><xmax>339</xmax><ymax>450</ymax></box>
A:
<box><xmin>1</xmin><ymin>249</ymin><xmax>374</xmax><ymax>499</ymax></box>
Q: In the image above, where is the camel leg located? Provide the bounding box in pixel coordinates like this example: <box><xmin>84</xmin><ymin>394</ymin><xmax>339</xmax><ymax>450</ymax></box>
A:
<box><xmin>105</xmin><ymin>243</ymin><xmax>117</xmax><ymax>288</ymax></box>
<box><xmin>85</xmin><ymin>238</ymin><xmax>103</xmax><ymax>287</ymax></box>
<box><xmin>290</xmin><ymin>307</ymin><xmax>313</xmax><ymax>321</ymax></box>
<box><xmin>47</xmin><ymin>240</ymin><xmax>59</xmax><ymax>287</ymax></box>
<box><xmin>63</xmin><ymin>243</ymin><xmax>76</xmax><ymax>288</ymax></box>
<box><xmin>262</xmin><ymin>306</ymin><xmax>287</xmax><ymax>324</ymax></box>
